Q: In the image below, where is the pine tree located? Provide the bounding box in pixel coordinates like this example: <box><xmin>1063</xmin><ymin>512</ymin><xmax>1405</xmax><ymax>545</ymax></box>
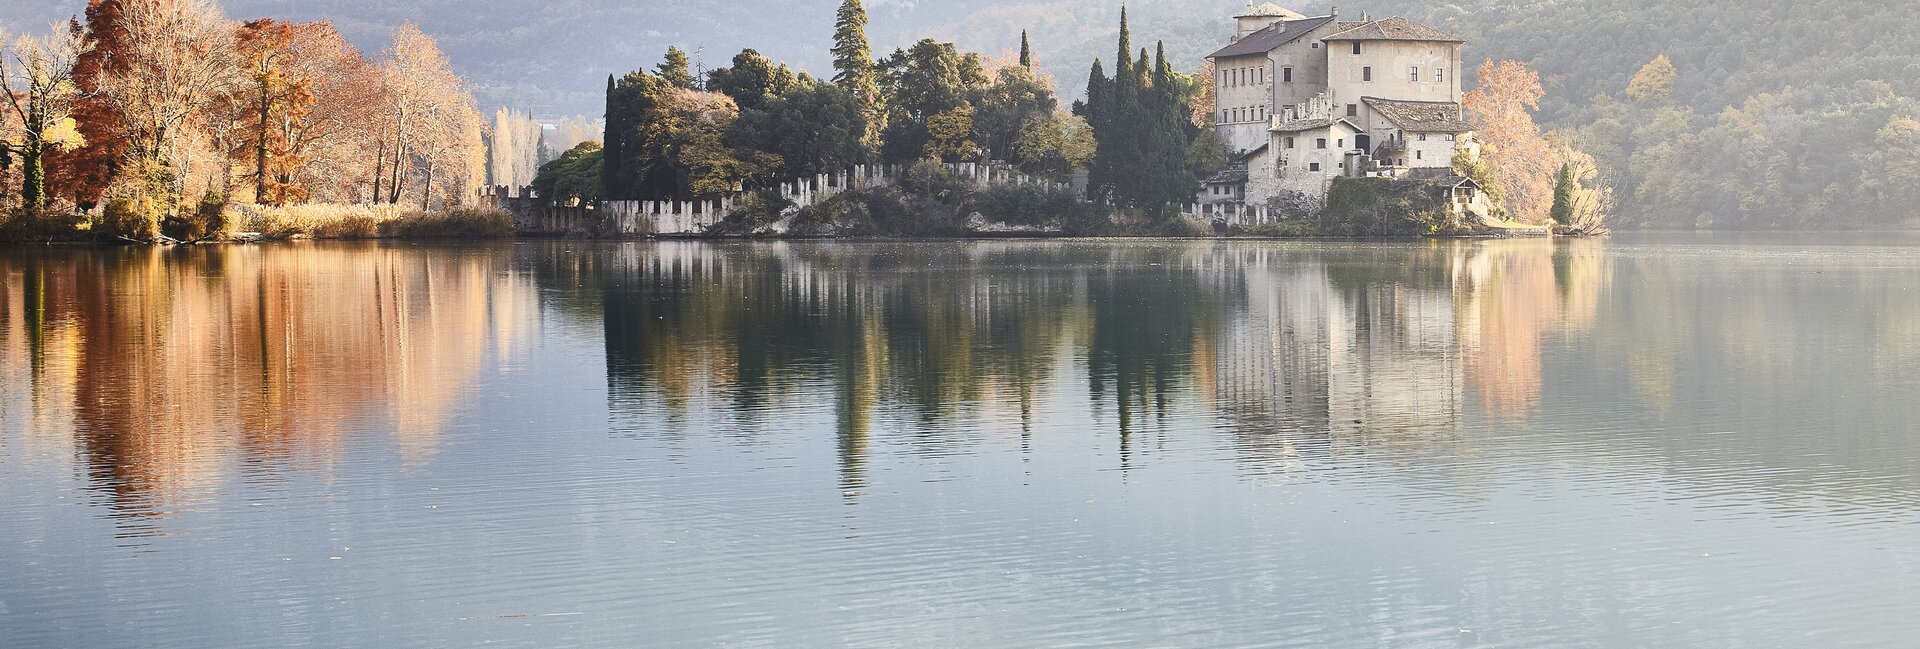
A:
<box><xmin>831</xmin><ymin>0</ymin><xmax>884</xmax><ymax>147</ymax></box>
<box><xmin>659</xmin><ymin>46</ymin><xmax>696</xmax><ymax>89</ymax></box>
<box><xmin>1019</xmin><ymin>31</ymin><xmax>1033</xmax><ymax>68</ymax></box>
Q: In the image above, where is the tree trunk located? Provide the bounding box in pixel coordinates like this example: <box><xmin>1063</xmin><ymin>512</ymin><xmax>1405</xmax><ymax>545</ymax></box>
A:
<box><xmin>255</xmin><ymin>77</ymin><xmax>271</xmax><ymax>203</ymax></box>
<box><xmin>22</xmin><ymin>98</ymin><xmax>47</xmax><ymax>210</ymax></box>
<box><xmin>421</xmin><ymin>158</ymin><xmax>434</xmax><ymax>211</ymax></box>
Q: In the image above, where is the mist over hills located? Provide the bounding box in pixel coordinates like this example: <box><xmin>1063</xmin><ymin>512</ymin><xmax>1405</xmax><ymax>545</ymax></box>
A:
<box><xmin>6</xmin><ymin>0</ymin><xmax>1912</xmax><ymax>127</ymax></box>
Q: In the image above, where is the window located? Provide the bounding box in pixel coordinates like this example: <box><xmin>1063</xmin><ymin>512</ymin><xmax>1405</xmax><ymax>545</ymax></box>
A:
<box><xmin>1312</xmin><ymin>42</ymin><xmax>1321</xmax><ymax>49</ymax></box>
<box><xmin>1285</xmin><ymin>136</ymin><xmax>1296</xmax><ymax>148</ymax></box>
<box><xmin>1352</xmin><ymin>42</ymin><xmax>1362</xmax><ymax>55</ymax></box>
<box><xmin>1416</xmin><ymin>150</ymin><xmax>1424</xmax><ymax>160</ymax></box>
<box><xmin>1436</xmin><ymin>68</ymin><xmax>1446</xmax><ymax>83</ymax></box>
<box><xmin>1222</xmin><ymin>109</ymin><xmax>1229</xmax><ymax>123</ymax></box>
<box><xmin>1410</xmin><ymin>66</ymin><xmax>1419</xmax><ymax>82</ymax></box>
<box><xmin>1446</xmin><ymin>133</ymin><xmax>1457</xmax><ymax>141</ymax></box>
<box><xmin>1282</xmin><ymin>67</ymin><xmax>1293</xmax><ymax>83</ymax></box>
<box><xmin>1316</xmin><ymin>138</ymin><xmax>1327</xmax><ymax>149</ymax></box>
<box><xmin>1417</xmin><ymin>133</ymin><xmax>1428</xmax><ymax>142</ymax></box>
<box><xmin>1337</xmin><ymin>139</ymin><xmax>1344</xmax><ymax>149</ymax></box>
<box><xmin>1259</xmin><ymin>68</ymin><xmax>1265</xmax><ymax>84</ymax></box>
<box><xmin>1310</xmin><ymin>162</ymin><xmax>1322</xmax><ymax>171</ymax></box>
<box><xmin>1346</xmin><ymin>104</ymin><xmax>1358</xmax><ymax>117</ymax></box>
<box><xmin>1363</xmin><ymin>66</ymin><xmax>1373</xmax><ymax>82</ymax></box>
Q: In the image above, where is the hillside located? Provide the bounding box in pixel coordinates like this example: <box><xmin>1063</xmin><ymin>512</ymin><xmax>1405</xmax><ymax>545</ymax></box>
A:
<box><xmin>7</xmin><ymin>0</ymin><xmax>1911</xmax><ymax>125</ymax></box>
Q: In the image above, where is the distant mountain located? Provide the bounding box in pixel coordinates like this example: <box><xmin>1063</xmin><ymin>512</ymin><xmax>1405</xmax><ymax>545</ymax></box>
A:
<box><xmin>6</xmin><ymin>0</ymin><xmax>1917</xmax><ymax>128</ymax></box>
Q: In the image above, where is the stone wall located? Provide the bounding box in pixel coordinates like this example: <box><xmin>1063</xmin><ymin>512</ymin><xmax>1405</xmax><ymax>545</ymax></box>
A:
<box><xmin>481</xmin><ymin>163</ymin><xmax>1072</xmax><ymax>238</ymax></box>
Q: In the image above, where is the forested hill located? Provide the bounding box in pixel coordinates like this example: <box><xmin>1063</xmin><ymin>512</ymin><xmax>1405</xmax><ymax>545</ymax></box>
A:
<box><xmin>5</xmin><ymin>0</ymin><xmax>1913</xmax><ymax>125</ymax></box>
<box><xmin>6</xmin><ymin>0</ymin><xmax>1917</xmax><ymax>226</ymax></box>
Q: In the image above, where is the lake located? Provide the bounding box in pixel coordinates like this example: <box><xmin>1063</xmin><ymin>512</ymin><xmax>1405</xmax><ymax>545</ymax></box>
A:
<box><xmin>2</xmin><ymin>236</ymin><xmax>1917</xmax><ymax>647</ymax></box>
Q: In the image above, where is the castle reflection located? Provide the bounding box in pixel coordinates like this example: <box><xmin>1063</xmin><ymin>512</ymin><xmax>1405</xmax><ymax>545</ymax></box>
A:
<box><xmin>10</xmin><ymin>237</ymin><xmax>1913</xmax><ymax>524</ymax></box>
<box><xmin>590</xmin><ymin>239</ymin><xmax>1611</xmax><ymax>488</ymax></box>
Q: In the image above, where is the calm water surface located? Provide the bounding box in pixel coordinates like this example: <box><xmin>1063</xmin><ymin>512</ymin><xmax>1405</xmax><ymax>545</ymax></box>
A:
<box><xmin>2</xmin><ymin>236</ymin><xmax>1918</xmax><ymax>647</ymax></box>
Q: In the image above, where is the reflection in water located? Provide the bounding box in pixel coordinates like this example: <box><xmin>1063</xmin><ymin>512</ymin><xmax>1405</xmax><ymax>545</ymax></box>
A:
<box><xmin>592</xmin><ymin>240</ymin><xmax>1611</xmax><ymax>486</ymax></box>
<box><xmin>5</xmin><ymin>237</ymin><xmax>1920</xmax><ymax>647</ymax></box>
<box><xmin>0</xmin><ymin>244</ymin><xmax>535</xmax><ymax>529</ymax></box>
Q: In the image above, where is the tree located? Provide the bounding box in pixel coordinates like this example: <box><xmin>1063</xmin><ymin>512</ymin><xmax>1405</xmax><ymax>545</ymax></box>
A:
<box><xmin>658</xmin><ymin>46</ymin><xmax>696</xmax><ymax>89</ymax></box>
<box><xmin>727</xmin><ymin>82</ymin><xmax>867</xmax><ymax>188</ymax></box>
<box><xmin>1626</xmin><ymin>55</ymin><xmax>1677</xmax><ymax>105</ymax></box>
<box><xmin>489</xmin><ymin>107</ymin><xmax>541</xmax><ymax>188</ymax></box>
<box><xmin>373</xmin><ymin>23</ymin><xmax>475</xmax><ymax>206</ymax></box>
<box><xmin>601</xmin><ymin>75</ymin><xmax>622</xmax><ymax>198</ymax></box>
<box><xmin>1463</xmin><ymin>59</ymin><xmax>1555</xmax><ymax>222</ymax></box>
<box><xmin>972</xmin><ymin>63</ymin><xmax>1057</xmax><ymax>165</ymax></box>
<box><xmin>1186</xmin><ymin>128</ymin><xmax>1229</xmax><ymax>179</ymax></box>
<box><xmin>92</xmin><ymin>0</ymin><xmax>241</xmax><ymax>226</ymax></box>
<box><xmin>1</xmin><ymin>24</ymin><xmax>93</xmax><ymax>210</ymax></box>
<box><xmin>876</xmin><ymin>39</ymin><xmax>989</xmax><ymax>163</ymax></box>
<box><xmin>1549</xmin><ymin>163</ymin><xmax>1575</xmax><ymax>225</ymax></box>
<box><xmin>925</xmin><ymin>105</ymin><xmax>976</xmax><ymax>161</ymax></box>
<box><xmin>831</xmin><ymin>0</ymin><xmax>884</xmax><ymax>147</ymax></box>
<box><xmin>49</xmin><ymin>1</ymin><xmax>132</xmax><ymax>208</ymax></box>
<box><xmin>706</xmin><ymin>49</ymin><xmax>800</xmax><ymax>112</ymax></box>
<box><xmin>1019</xmin><ymin>30</ymin><xmax>1033</xmax><ymax>69</ymax></box>
<box><xmin>532</xmin><ymin>140</ymin><xmax>602</xmax><ymax>203</ymax></box>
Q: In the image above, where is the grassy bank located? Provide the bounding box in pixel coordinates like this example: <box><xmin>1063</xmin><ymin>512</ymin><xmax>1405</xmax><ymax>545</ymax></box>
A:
<box><xmin>1</xmin><ymin>204</ymin><xmax>514</xmax><ymax>244</ymax></box>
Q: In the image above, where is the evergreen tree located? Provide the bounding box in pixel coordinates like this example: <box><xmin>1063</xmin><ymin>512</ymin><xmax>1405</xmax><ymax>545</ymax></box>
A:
<box><xmin>658</xmin><ymin>46</ymin><xmax>697</xmax><ymax>89</ymax></box>
<box><xmin>1019</xmin><ymin>31</ymin><xmax>1033</xmax><ymax>68</ymax></box>
<box><xmin>831</xmin><ymin>0</ymin><xmax>884</xmax><ymax>146</ymax></box>
<box><xmin>1550</xmin><ymin>162</ymin><xmax>1576</xmax><ymax>224</ymax></box>
<box><xmin>601</xmin><ymin>74</ymin><xmax>624</xmax><ymax>198</ymax></box>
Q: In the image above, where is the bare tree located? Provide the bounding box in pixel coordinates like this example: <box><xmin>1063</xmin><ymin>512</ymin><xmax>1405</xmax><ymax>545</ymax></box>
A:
<box><xmin>375</xmin><ymin>23</ymin><xmax>471</xmax><ymax>206</ymax></box>
<box><xmin>92</xmin><ymin>0</ymin><xmax>241</xmax><ymax>208</ymax></box>
<box><xmin>2</xmin><ymin>23</ymin><xmax>94</xmax><ymax>210</ymax></box>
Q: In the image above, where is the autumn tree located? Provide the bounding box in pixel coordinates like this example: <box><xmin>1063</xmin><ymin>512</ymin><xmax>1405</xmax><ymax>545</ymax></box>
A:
<box><xmin>91</xmin><ymin>0</ymin><xmax>241</xmax><ymax>231</ymax></box>
<box><xmin>1626</xmin><ymin>55</ymin><xmax>1677</xmax><ymax>105</ymax></box>
<box><xmin>1463</xmin><ymin>59</ymin><xmax>1554</xmax><ymax>222</ymax></box>
<box><xmin>1</xmin><ymin>23</ymin><xmax>93</xmax><ymax>210</ymax></box>
<box><xmin>489</xmin><ymin>107</ymin><xmax>542</xmax><ymax>188</ymax></box>
<box><xmin>373</xmin><ymin>23</ymin><xmax>477</xmax><ymax>206</ymax></box>
<box><xmin>48</xmin><ymin>0</ymin><xmax>132</xmax><ymax>208</ymax></box>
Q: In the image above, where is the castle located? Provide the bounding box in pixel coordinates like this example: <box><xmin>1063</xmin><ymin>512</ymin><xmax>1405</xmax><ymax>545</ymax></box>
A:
<box><xmin>1200</xmin><ymin>3</ymin><xmax>1488</xmax><ymax>222</ymax></box>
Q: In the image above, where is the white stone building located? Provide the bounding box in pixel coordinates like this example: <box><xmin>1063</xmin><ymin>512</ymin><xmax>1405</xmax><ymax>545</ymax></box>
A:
<box><xmin>1200</xmin><ymin>4</ymin><xmax>1488</xmax><ymax>223</ymax></box>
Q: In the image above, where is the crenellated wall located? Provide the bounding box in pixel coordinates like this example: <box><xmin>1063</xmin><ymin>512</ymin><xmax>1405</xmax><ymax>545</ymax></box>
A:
<box><xmin>480</xmin><ymin>163</ymin><xmax>1072</xmax><ymax>238</ymax></box>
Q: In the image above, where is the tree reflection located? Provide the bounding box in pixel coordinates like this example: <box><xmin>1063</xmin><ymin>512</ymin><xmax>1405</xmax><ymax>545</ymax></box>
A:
<box><xmin>0</xmin><ymin>244</ymin><xmax>534</xmax><ymax>531</ymax></box>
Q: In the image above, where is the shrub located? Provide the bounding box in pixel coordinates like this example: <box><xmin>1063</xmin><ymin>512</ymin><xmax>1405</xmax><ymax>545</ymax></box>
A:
<box><xmin>973</xmin><ymin>184</ymin><xmax>1079</xmax><ymax>227</ymax></box>
<box><xmin>225</xmin><ymin>203</ymin><xmax>403</xmax><ymax>239</ymax></box>
<box><xmin>379</xmin><ymin>207</ymin><xmax>514</xmax><ymax>239</ymax></box>
<box><xmin>1230</xmin><ymin>221</ymin><xmax>1321</xmax><ymax>237</ymax></box>
<box><xmin>0</xmin><ymin>207</ymin><xmax>90</xmax><ymax>242</ymax></box>
<box><xmin>102</xmin><ymin>193</ymin><xmax>164</xmax><ymax>241</ymax></box>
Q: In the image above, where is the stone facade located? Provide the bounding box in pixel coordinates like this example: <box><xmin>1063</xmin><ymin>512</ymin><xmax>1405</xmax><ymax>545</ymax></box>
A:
<box><xmin>1202</xmin><ymin>4</ymin><xmax>1480</xmax><ymax>225</ymax></box>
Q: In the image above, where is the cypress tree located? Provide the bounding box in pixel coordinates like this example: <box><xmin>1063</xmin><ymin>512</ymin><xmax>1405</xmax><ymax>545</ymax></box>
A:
<box><xmin>1019</xmin><ymin>30</ymin><xmax>1033</xmax><ymax>68</ymax></box>
<box><xmin>1083</xmin><ymin>57</ymin><xmax>1111</xmax><ymax>200</ymax></box>
<box><xmin>1550</xmin><ymin>163</ymin><xmax>1576</xmax><ymax>225</ymax></box>
<box><xmin>1114</xmin><ymin>7</ymin><xmax>1133</xmax><ymax>85</ymax></box>
<box><xmin>601</xmin><ymin>74</ymin><xmax>623</xmax><ymax>199</ymax></box>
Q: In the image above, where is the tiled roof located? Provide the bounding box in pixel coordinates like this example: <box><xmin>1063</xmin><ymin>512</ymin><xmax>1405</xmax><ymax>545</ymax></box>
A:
<box><xmin>1270</xmin><ymin>117</ymin><xmax>1361</xmax><ymax>133</ymax></box>
<box><xmin>1237</xmin><ymin>3</ymin><xmax>1304</xmax><ymax>19</ymax></box>
<box><xmin>1362</xmin><ymin>97</ymin><xmax>1473</xmax><ymax>132</ymax></box>
<box><xmin>1205</xmin><ymin>168</ymin><xmax>1250</xmax><ymax>184</ymax></box>
<box><xmin>1209</xmin><ymin>15</ymin><xmax>1335</xmax><ymax>59</ymax></box>
<box><xmin>1323</xmin><ymin>17</ymin><xmax>1464</xmax><ymax>43</ymax></box>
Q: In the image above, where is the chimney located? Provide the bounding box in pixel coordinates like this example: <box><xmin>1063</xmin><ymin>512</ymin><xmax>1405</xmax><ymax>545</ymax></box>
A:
<box><xmin>1331</xmin><ymin>5</ymin><xmax>1340</xmax><ymax>19</ymax></box>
